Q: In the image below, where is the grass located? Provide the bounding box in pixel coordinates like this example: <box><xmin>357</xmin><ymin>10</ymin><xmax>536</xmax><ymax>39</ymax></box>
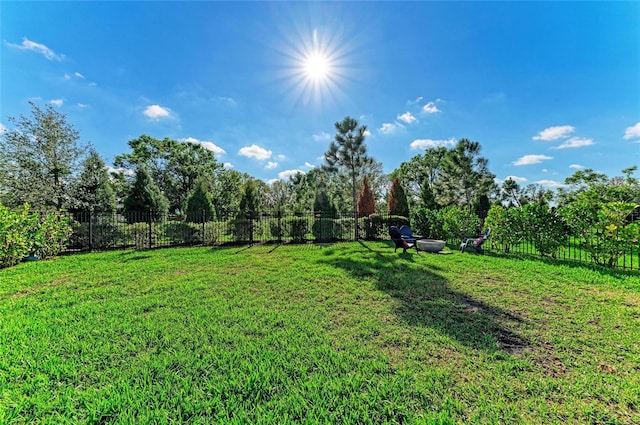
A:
<box><xmin>1</xmin><ymin>242</ymin><xmax>639</xmax><ymax>424</ymax></box>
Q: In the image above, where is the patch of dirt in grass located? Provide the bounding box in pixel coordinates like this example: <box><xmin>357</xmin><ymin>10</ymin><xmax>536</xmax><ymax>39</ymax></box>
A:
<box><xmin>10</xmin><ymin>279</ymin><xmax>70</xmax><ymax>298</ymax></box>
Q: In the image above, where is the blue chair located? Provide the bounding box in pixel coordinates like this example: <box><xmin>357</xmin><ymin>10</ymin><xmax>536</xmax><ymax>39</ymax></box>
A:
<box><xmin>460</xmin><ymin>228</ymin><xmax>491</xmax><ymax>254</ymax></box>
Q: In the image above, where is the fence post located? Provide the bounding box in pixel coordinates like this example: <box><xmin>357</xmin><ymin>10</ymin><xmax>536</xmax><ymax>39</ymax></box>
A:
<box><xmin>89</xmin><ymin>210</ymin><xmax>94</xmax><ymax>251</ymax></box>
<box><xmin>148</xmin><ymin>209</ymin><xmax>153</xmax><ymax>249</ymax></box>
<box><xmin>277</xmin><ymin>210</ymin><xmax>282</xmax><ymax>243</ymax></box>
<box><xmin>249</xmin><ymin>211</ymin><xmax>254</xmax><ymax>244</ymax></box>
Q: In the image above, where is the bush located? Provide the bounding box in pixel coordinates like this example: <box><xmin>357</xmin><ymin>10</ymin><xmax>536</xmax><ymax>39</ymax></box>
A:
<box><xmin>386</xmin><ymin>215</ymin><xmax>410</xmax><ymax>229</ymax></box>
<box><xmin>440</xmin><ymin>206</ymin><xmax>479</xmax><ymax>242</ymax></box>
<box><xmin>164</xmin><ymin>221</ymin><xmax>202</xmax><ymax>244</ymax></box>
<box><xmin>520</xmin><ymin>203</ymin><xmax>566</xmax><ymax>257</ymax></box>
<box><xmin>411</xmin><ymin>208</ymin><xmax>442</xmax><ymax>239</ymax></box>
<box><xmin>0</xmin><ymin>204</ymin><xmax>72</xmax><ymax>268</ymax></box>
<box><xmin>269</xmin><ymin>218</ymin><xmax>285</xmax><ymax>241</ymax></box>
<box><xmin>333</xmin><ymin>218</ymin><xmax>354</xmax><ymax>240</ymax></box>
<box><xmin>229</xmin><ymin>219</ymin><xmax>253</xmax><ymax>242</ymax></box>
<box><xmin>288</xmin><ymin>217</ymin><xmax>309</xmax><ymax>243</ymax></box>
<box><xmin>69</xmin><ymin>221</ymin><xmax>125</xmax><ymax>250</ymax></box>
<box><xmin>484</xmin><ymin>205</ymin><xmax>525</xmax><ymax>253</ymax></box>
<box><xmin>312</xmin><ymin>218</ymin><xmax>336</xmax><ymax>242</ymax></box>
<box><xmin>359</xmin><ymin>214</ymin><xmax>384</xmax><ymax>240</ymax></box>
<box><xmin>560</xmin><ymin>200</ymin><xmax>640</xmax><ymax>267</ymax></box>
<box><xmin>127</xmin><ymin>222</ymin><xmax>161</xmax><ymax>249</ymax></box>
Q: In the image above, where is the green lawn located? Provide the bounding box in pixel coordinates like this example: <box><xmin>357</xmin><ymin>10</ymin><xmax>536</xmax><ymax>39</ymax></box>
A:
<box><xmin>1</xmin><ymin>242</ymin><xmax>639</xmax><ymax>424</ymax></box>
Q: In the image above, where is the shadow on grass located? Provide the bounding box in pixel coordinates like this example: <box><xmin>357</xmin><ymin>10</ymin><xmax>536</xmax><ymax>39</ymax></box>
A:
<box><xmin>321</xmin><ymin>241</ymin><xmax>529</xmax><ymax>354</ymax></box>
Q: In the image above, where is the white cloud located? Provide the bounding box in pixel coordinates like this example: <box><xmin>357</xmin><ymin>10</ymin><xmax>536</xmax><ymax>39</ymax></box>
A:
<box><xmin>277</xmin><ymin>154</ymin><xmax>286</xmax><ymax>160</ymax></box>
<box><xmin>397</xmin><ymin>112</ymin><xmax>416</xmax><ymax>124</ymax></box>
<box><xmin>312</xmin><ymin>131</ymin><xmax>331</xmax><ymax>142</ymax></box>
<box><xmin>512</xmin><ymin>154</ymin><xmax>553</xmax><ymax>166</ymax></box>
<box><xmin>181</xmin><ymin>137</ymin><xmax>226</xmax><ymax>156</ymax></box>
<box><xmin>409</xmin><ymin>96</ymin><xmax>424</xmax><ymax>105</ymax></box>
<box><xmin>503</xmin><ymin>175</ymin><xmax>528</xmax><ymax>183</ymax></box>
<box><xmin>363</xmin><ymin>129</ymin><xmax>372</xmax><ymax>137</ymax></box>
<box><xmin>106</xmin><ymin>166</ymin><xmax>134</xmax><ymax>176</ymax></box>
<box><xmin>144</xmin><ymin>104</ymin><xmax>172</xmax><ymax>120</ymax></box>
<box><xmin>553</xmin><ymin>137</ymin><xmax>594</xmax><ymax>149</ymax></box>
<box><xmin>569</xmin><ymin>164</ymin><xmax>585</xmax><ymax>169</ymax></box>
<box><xmin>216</xmin><ymin>96</ymin><xmax>237</xmax><ymax>107</ymax></box>
<box><xmin>533</xmin><ymin>125</ymin><xmax>575</xmax><ymax>141</ymax></box>
<box><xmin>623</xmin><ymin>122</ymin><xmax>640</xmax><ymax>140</ymax></box>
<box><xmin>77</xmin><ymin>103</ymin><xmax>89</xmax><ymax>109</ymax></box>
<box><xmin>422</xmin><ymin>101</ymin><xmax>440</xmax><ymax>114</ymax></box>
<box><xmin>304</xmin><ymin>162</ymin><xmax>315</xmax><ymax>169</ymax></box>
<box><xmin>238</xmin><ymin>144</ymin><xmax>272</xmax><ymax>160</ymax></box>
<box><xmin>267</xmin><ymin>179</ymin><xmax>280</xmax><ymax>185</ymax></box>
<box><xmin>410</xmin><ymin>138</ymin><xmax>456</xmax><ymax>150</ymax></box>
<box><xmin>74</xmin><ymin>72</ymin><xmax>85</xmax><ymax>79</ymax></box>
<box><xmin>6</xmin><ymin>38</ymin><xmax>64</xmax><ymax>61</ymax></box>
<box><xmin>64</xmin><ymin>74</ymin><xmax>71</xmax><ymax>80</ymax></box>
<box><xmin>49</xmin><ymin>99</ymin><xmax>63</xmax><ymax>107</ymax></box>
<box><xmin>265</xmin><ymin>161</ymin><xmax>279</xmax><ymax>169</ymax></box>
<box><xmin>223</xmin><ymin>162</ymin><xmax>234</xmax><ymax>169</ymax></box>
<box><xmin>379</xmin><ymin>123</ymin><xmax>397</xmax><ymax>134</ymax></box>
<box><xmin>535</xmin><ymin>179</ymin><xmax>567</xmax><ymax>188</ymax></box>
<box><xmin>278</xmin><ymin>169</ymin><xmax>305</xmax><ymax>180</ymax></box>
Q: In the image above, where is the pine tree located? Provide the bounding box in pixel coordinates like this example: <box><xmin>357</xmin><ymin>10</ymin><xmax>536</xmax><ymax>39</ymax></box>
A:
<box><xmin>313</xmin><ymin>189</ymin><xmax>337</xmax><ymax>218</ymax></box>
<box><xmin>238</xmin><ymin>179</ymin><xmax>261</xmax><ymax>219</ymax></box>
<box><xmin>185</xmin><ymin>178</ymin><xmax>215</xmax><ymax>223</ymax></box>
<box><xmin>357</xmin><ymin>176</ymin><xmax>376</xmax><ymax>217</ymax></box>
<box><xmin>72</xmin><ymin>148</ymin><xmax>117</xmax><ymax>212</ymax></box>
<box><xmin>123</xmin><ymin>165</ymin><xmax>169</xmax><ymax>222</ymax></box>
<box><xmin>388</xmin><ymin>178</ymin><xmax>410</xmax><ymax>217</ymax></box>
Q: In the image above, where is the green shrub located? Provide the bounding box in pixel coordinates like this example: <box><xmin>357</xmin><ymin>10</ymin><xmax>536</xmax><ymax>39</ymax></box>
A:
<box><xmin>269</xmin><ymin>218</ymin><xmax>285</xmax><ymax>241</ymax></box>
<box><xmin>386</xmin><ymin>215</ymin><xmax>410</xmax><ymax>229</ymax></box>
<box><xmin>333</xmin><ymin>218</ymin><xmax>355</xmax><ymax>240</ymax></box>
<box><xmin>411</xmin><ymin>208</ymin><xmax>443</xmax><ymax>239</ymax></box>
<box><xmin>164</xmin><ymin>221</ymin><xmax>203</xmax><ymax>244</ymax></box>
<box><xmin>312</xmin><ymin>218</ymin><xmax>336</xmax><ymax>242</ymax></box>
<box><xmin>359</xmin><ymin>214</ymin><xmax>384</xmax><ymax>240</ymax></box>
<box><xmin>440</xmin><ymin>206</ymin><xmax>479</xmax><ymax>242</ymax></box>
<box><xmin>484</xmin><ymin>205</ymin><xmax>525</xmax><ymax>253</ymax></box>
<box><xmin>0</xmin><ymin>204</ymin><xmax>71</xmax><ymax>268</ymax></box>
<box><xmin>288</xmin><ymin>217</ymin><xmax>309</xmax><ymax>242</ymax></box>
<box><xmin>127</xmin><ymin>222</ymin><xmax>161</xmax><ymax>249</ymax></box>
<box><xmin>560</xmin><ymin>200</ymin><xmax>640</xmax><ymax>267</ymax></box>
<box><xmin>520</xmin><ymin>203</ymin><xmax>566</xmax><ymax>257</ymax></box>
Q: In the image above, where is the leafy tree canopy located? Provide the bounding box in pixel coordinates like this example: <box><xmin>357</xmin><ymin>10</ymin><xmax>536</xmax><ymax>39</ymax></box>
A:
<box><xmin>0</xmin><ymin>101</ymin><xmax>85</xmax><ymax>209</ymax></box>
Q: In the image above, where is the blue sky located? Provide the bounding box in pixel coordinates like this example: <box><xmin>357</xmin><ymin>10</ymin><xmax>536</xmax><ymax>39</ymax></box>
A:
<box><xmin>2</xmin><ymin>1</ymin><xmax>639</xmax><ymax>188</ymax></box>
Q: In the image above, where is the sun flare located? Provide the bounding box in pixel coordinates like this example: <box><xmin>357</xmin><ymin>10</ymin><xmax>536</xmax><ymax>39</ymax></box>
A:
<box><xmin>304</xmin><ymin>53</ymin><xmax>331</xmax><ymax>81</ymax></box>
<box><xmin>277</xmin><ymin>25</ymin><xmax>357</xmax><ymax>108</ymax></box>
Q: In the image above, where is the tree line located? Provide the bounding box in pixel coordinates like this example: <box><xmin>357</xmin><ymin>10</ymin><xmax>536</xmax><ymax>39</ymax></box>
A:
<box><xmin>1</xmin><ymin>102</ymin><xmax>638</xmax><ymax>231</ymax></box>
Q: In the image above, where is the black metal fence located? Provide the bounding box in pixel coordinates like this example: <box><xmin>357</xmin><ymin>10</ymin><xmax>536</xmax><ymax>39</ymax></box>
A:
<box><xmin>64</xmin><ymin>210</ymin><xmax>639</xmax><ymax>271</ymax></box>
<box><xmin>65</xmin><ymin>210</ymin><xmax>412</xmax><ymax>251</ymax></box>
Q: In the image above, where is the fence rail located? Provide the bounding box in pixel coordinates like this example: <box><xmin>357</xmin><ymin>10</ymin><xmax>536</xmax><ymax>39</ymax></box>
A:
<box><xmin>63</xmin><ymin>210</ymin><xmax>640</xmax><ymax>271</ymax></box>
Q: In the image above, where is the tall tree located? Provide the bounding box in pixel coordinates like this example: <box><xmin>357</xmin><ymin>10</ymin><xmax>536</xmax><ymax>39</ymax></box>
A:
<box><xmin>238</xmin><ymin>179</ymin><xmax>262</xmax><ymax>218</ymax></box>
<box><xmin>393</xmin><ymin>147</ymin><xmax>447</xmax><ymax>208</ymax></box>
<box><xmin>0</xmin><ymin>101</ymin><xmax>84</xmax><ymax>209</ymax></box>
<box><xmin>71</xmin><ymin>148</ymin><xmax>117</xmax><ymax>212</ymax></box>
<box><xmin>324</xmin><ymin>116</ymin><xmax>373</xmax><ymax>237</ymax></box>
<box><xmin>388</xmin><ymin>177</ymin><xmax>410</xmax><ymax>217</ymax></box>
<box><xmin>185</xmin><ymin>178</ymin><xmax>215</xmax><ymax>223</ymax></box>
<box><xmin>437</xmin><ymin>139</ymin><xmax>496</xmax><ymax>209</ymax></box>
<box><xmin>123</xmin><ymin>165</ymin><xmax>169</xmax><ymax>222</ymax></box>
<box><xmin>357</xmin><ymin>176</ymin><xmax>376</xmax><ymax>217</ymax></box>
<box><xmin>114</xmin><ymin>135</ymin><xmax>221</xmax><ymax>211</ymax></box>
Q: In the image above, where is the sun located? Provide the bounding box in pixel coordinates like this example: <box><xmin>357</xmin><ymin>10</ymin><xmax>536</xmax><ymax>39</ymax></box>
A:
<box><xmin>303</xmin><ymin>52</ymin><xmax>331</xmax><ymax>82</ymax></box>
<box><xmin>275</xmin><ymin>25</ymin><xmax>357</xmax><ymax>108</ymax></box>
